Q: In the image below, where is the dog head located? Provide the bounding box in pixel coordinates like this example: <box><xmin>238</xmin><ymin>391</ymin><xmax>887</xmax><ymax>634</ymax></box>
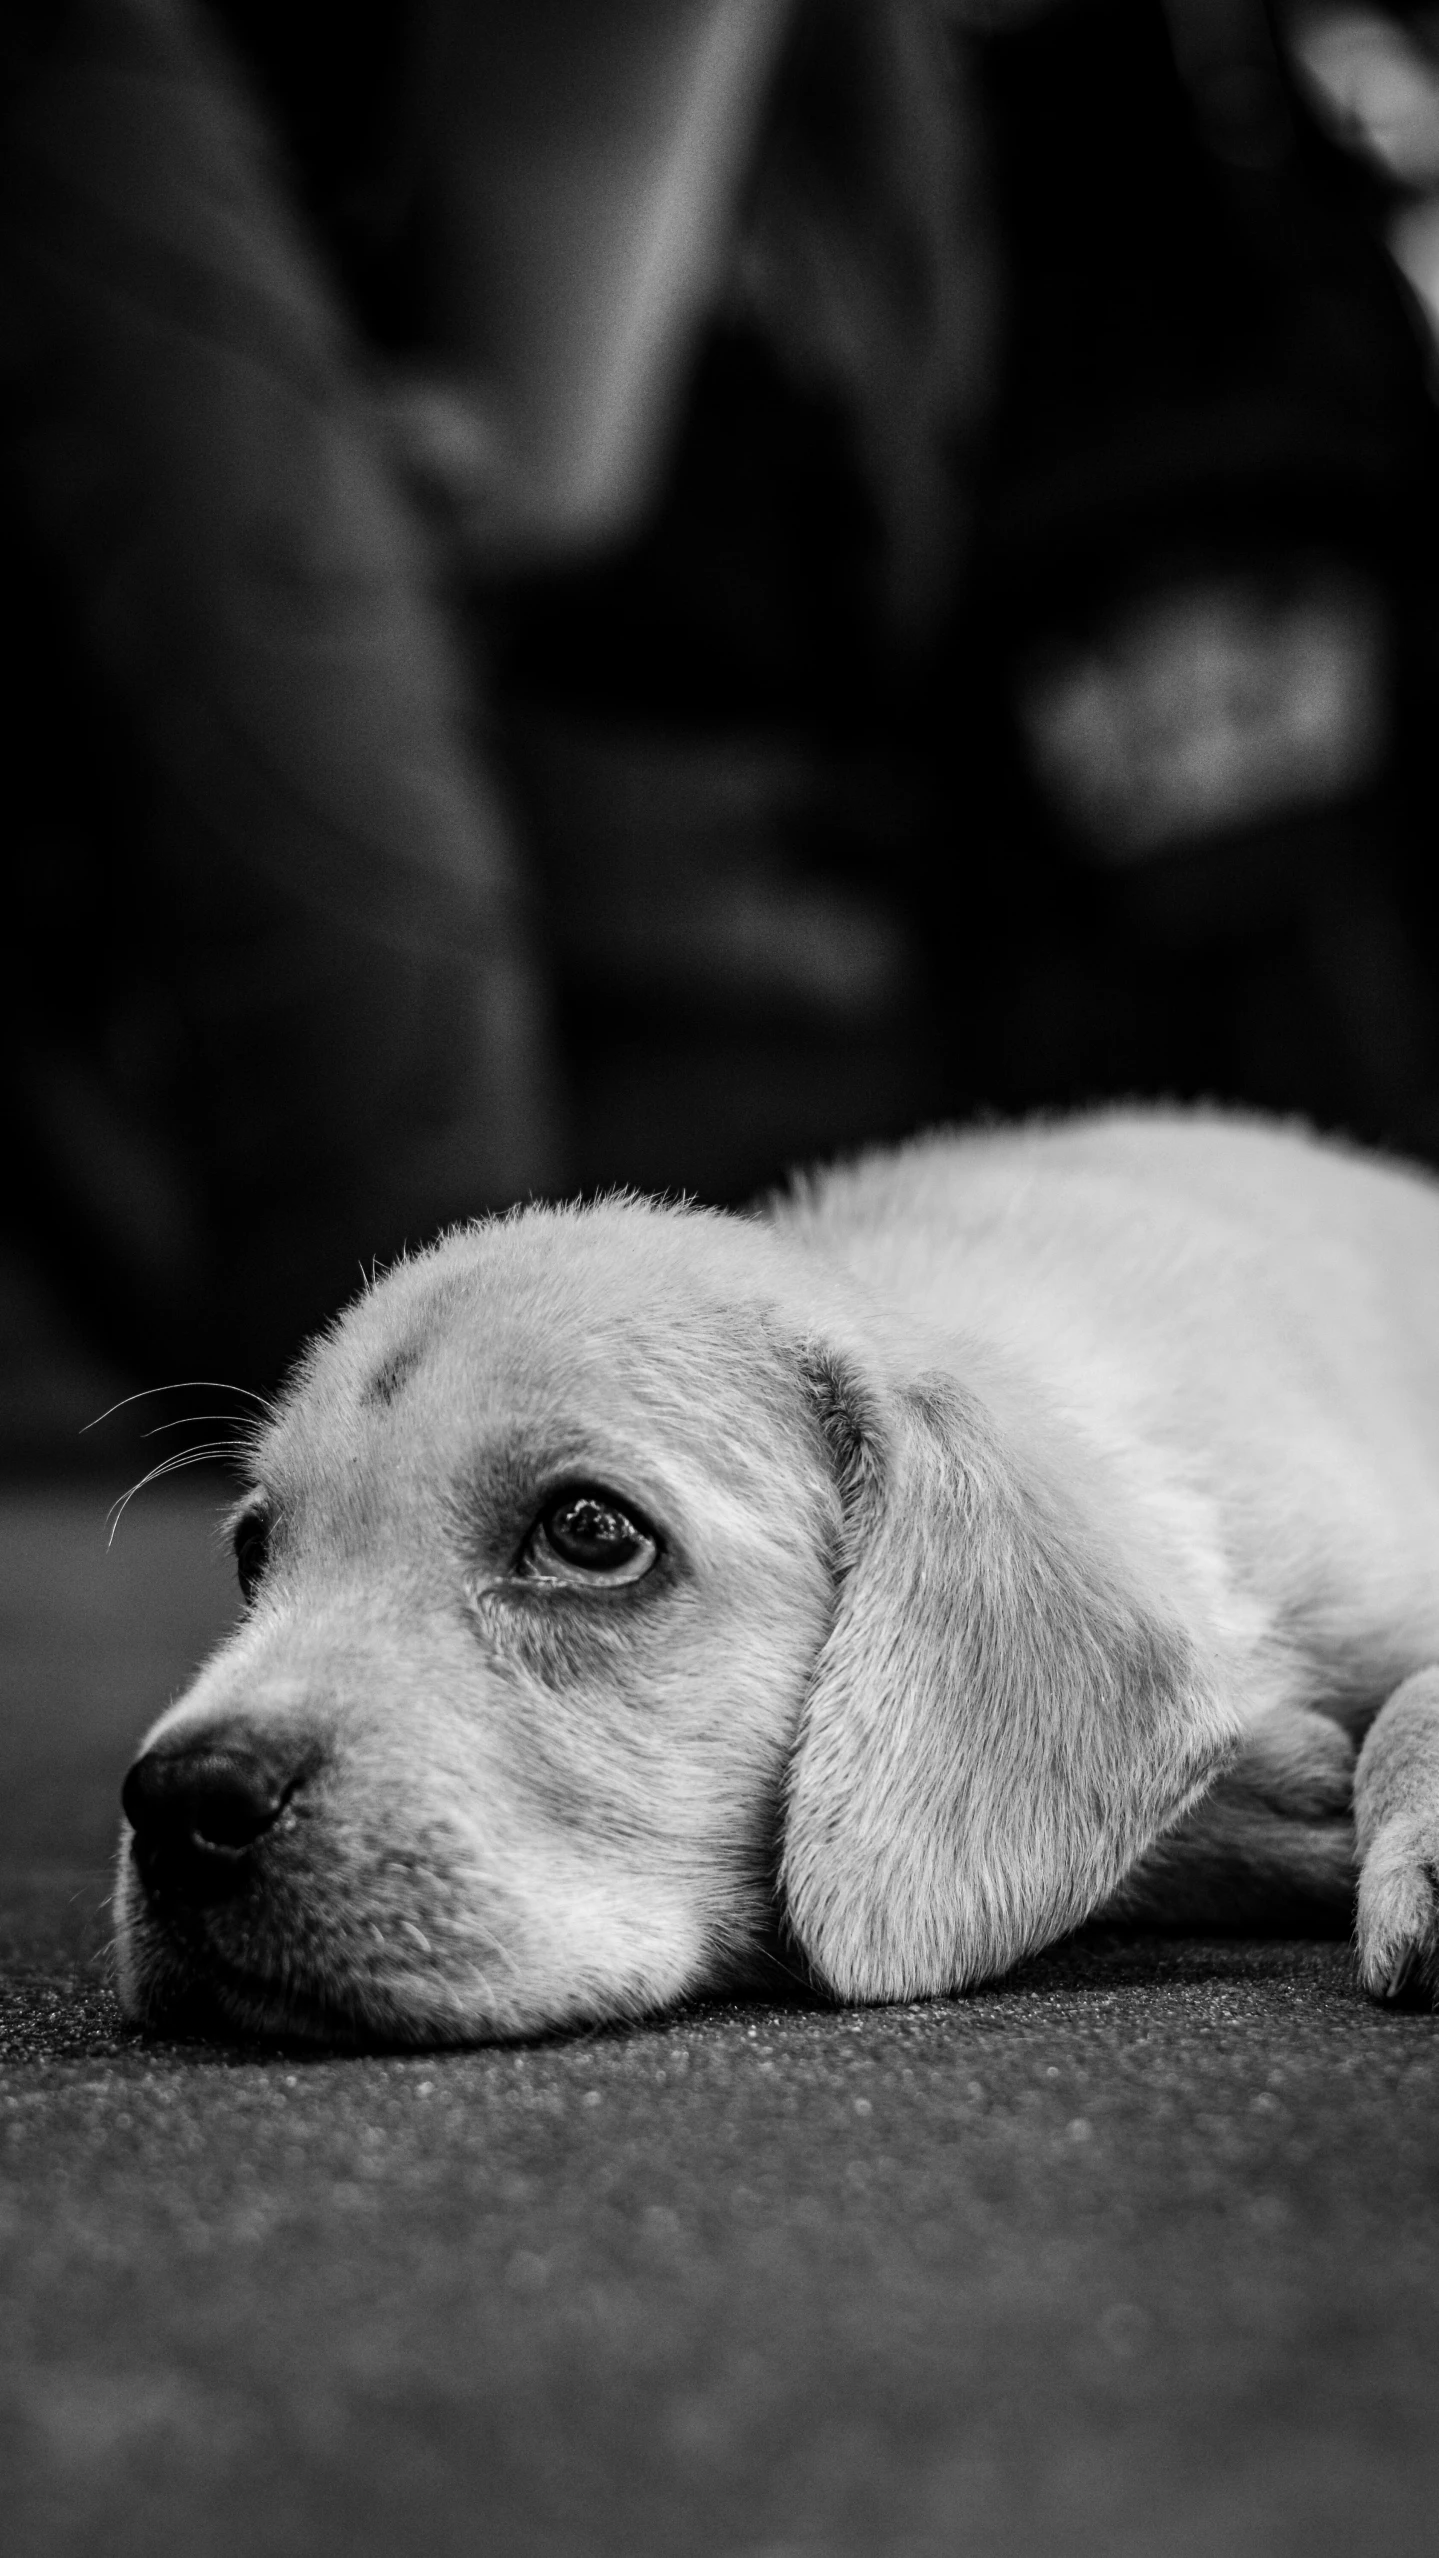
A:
<box><xmin>116</xmin><ymin>1197</ymin><xmax>1233</xmax><ymax>2044</ymax></box>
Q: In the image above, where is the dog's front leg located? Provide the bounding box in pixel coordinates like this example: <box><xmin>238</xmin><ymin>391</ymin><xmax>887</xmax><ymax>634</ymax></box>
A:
<box><xmin>1094</xmin><ymin>1700</ymin><xmax>1357</xmax><ymax>1936</ymax></box>
<box><xmin>1354</xmin><ymin>1667</ymin><xmax>1439</xmax><ymax>2001</ymax></box>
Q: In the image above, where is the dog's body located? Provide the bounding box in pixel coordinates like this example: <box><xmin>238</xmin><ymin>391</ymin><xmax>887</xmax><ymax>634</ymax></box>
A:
<box><xmin>117</xmin><ymin>1109</ymin><xmax>1439</xmax><ymax>2044</ymax></box>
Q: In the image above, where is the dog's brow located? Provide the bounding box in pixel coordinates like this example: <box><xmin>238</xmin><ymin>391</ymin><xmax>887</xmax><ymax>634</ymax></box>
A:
<box><xmin>361</xmin><ymin>1343</ymin><xmax>425</xmax><ymax>1409</ymax></box>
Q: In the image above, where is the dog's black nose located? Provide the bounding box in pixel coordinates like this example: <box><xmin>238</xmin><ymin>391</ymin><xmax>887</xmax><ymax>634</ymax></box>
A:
<box><xmin>122</xmin><ymin>1733</ymin><xmax>305</xmax><ymax>1904</ymax></box>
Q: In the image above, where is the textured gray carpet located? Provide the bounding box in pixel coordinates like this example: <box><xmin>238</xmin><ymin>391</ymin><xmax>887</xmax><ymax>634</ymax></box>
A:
<box><xmin>3</xmin><ymin>1486</ymin><xmax>1438</xmax><ymax>2558</ymax></box>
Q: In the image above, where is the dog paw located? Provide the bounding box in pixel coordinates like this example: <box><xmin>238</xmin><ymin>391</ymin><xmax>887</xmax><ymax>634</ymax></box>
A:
<box><xmin>1353</xmin><ymin>1668</ymin><xmax>1439</xmax><ymax>2003</ymax></box>
<box><xmin>1355</xmin><ymin>1825</ymin><xmax>1439</xmax><ymax>2001</ymax></box>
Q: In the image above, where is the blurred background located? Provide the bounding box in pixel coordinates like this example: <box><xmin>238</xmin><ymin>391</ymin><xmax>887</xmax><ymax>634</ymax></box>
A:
<box><xmin>6</xmin><ymin>0</ymin><xmax>1439</xmax><ymax>1456</ymax></box>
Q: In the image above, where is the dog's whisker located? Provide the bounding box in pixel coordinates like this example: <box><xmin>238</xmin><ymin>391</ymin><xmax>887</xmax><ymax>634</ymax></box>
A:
<box><xmin>140</xmin><ymin>1416</ymin><xmax>259</xmax><ymax>1441</ymax></box>
<box><xmin>83</xmin><ymin>1380</ymin><xmax>276</xmax><ymax>1435</ymax></box>
<box><xmin>106</xmin><ymin>1446</ymin><xmax>248</xmax><ymax>1543</ymax></box>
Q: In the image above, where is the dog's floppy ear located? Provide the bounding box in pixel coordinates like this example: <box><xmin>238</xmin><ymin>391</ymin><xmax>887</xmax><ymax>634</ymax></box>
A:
<box><xmin>780</xmin><ymin>1345</ymin><xmax>1239</xmax><ymax>2000</ymax></box>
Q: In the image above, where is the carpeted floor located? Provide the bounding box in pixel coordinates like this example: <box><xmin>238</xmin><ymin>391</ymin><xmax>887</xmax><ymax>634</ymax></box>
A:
<box><xmin>3</xmin><ymin>1483</ymin><xmax>1437</xmax><ymax>2557</ymax></box>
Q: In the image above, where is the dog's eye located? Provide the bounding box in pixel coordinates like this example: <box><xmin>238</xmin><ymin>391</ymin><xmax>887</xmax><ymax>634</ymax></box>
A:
<box><xmin>232</xmin><ymin>1506</ymin><xmax>271</xmax><ymax>1602</ymax></box>
<box><xmin>524</xmin><ymin>1490</ymin><xmax>658</xmax><ymax>1587</ymax></box>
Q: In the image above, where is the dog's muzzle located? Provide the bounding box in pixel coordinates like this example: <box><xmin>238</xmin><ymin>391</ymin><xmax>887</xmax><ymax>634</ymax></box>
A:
<box><xmin>121</xmin><ymin>1728</ymin><xmax>312</xmax><ymax>1908</ymax></box>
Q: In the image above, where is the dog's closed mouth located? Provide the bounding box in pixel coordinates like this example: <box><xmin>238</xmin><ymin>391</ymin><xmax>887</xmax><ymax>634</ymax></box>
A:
<box><xmin>117</xmin><ymin>1818</ymin><xmax>563</xmax><ymax>2048</ymax></box>
<box><xmin>130</xmin><ymin>1957</ymin><xmax>419</xmax><ymax>2053</ymax></box>
<box><xmin>122</xmin><ymin>1905</ymin><xmax>502</xmax><ymax>2051</ymax></box>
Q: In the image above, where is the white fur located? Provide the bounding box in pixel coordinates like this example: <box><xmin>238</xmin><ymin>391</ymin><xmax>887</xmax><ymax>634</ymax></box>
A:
<box><xmin>116</xmin><ymin>1108</ymin><xmax>1439</xmax><ymax>2042</ymax></box>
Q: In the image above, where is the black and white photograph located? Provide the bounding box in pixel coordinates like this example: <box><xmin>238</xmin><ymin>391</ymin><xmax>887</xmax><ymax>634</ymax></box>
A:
<box><xmin>4</xmin><ymin>1</ymin><xmax>1439</xmax><ymax>2549</ymax></box>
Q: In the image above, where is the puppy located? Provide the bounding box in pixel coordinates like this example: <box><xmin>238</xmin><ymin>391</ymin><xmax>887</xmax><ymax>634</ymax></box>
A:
<box><xmin>116</xmin><ymin>1108</ymin><xmax>1439</xmax><ymax>2044</ymax></box>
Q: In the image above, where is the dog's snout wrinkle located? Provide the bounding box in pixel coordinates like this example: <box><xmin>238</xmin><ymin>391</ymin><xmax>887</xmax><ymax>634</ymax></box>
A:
<box><xmin>123</xmin><ymin>1729</ymin><xmax>314</xmax><ymax>1907</ymax></box>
